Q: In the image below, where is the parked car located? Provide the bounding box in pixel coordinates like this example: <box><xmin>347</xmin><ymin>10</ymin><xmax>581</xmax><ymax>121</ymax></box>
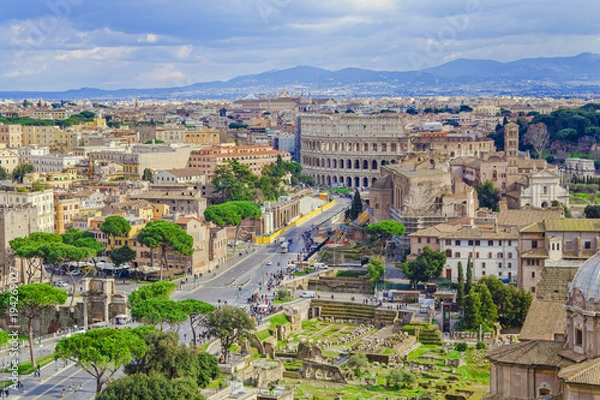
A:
<box><xmin>69</xmin><ymin>270</ymin><xmax>81</xmax><ymax>276</ymax></box>
<box><xmin>54</xmin><ymin>281</ymin><xmax>68</xmax><ymax>288</ymax></box>
<box><xmin>299</xmin><ymin>291</ymin><xmax>316</xmax><ymax>298</ymax></box>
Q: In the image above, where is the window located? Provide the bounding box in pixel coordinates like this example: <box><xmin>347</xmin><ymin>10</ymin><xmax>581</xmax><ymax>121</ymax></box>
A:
<box><xmin>445</xmin><ymin>250</ymin><xmax>452</xmax><ymax>257</ymax></box>
<box><xmin>445</xmin><ymin>239</ymin><xmax>451</xmax><ymax>245</ymax></box>
<box><xmin>499</xmin><ymin>272</ymin><xmax>503</xmax><ymax>277</ymax></box>
<box><xmin>499</xmin><ymin>263</ymin><xmax>503</xmax><ymax>268</ymax></box>
<box><xmin>488</xmin><ymin>252</ymin><xmax>493</xmax><ymax>258</ymax></box>
<box><xmin>454</xmin><ymin>252</ymin><xmax>461</xmax><ymax>258</ymax></box>
<box><xmin>482</xmin><ymin>271</ymin><xmax>486</xmax><ymax>276</ymax></box>
<box><xmin>575</xmin><ymin>329</ymin><xmax>583</xmax><ymax>346</ymax></box>
<box><xmin>508</xmin><ymin>262</ymin><xmax>512</xmax><ymax>269</ymax></box>
<box><xmin>418</xmin><ymin>237</ymin><xmax>421</xmax><ymax>243</ymax></box>
<box><xmin>426</xmin><ymin>238</ymin><xmax>431</xmax><ymax>244</ymax></box>
<box><xmin>585</xmin><ymin>241</ymin><xmax>591</xmax><ymax>250</ymax></box>
<box><xmin>531</xmin><ymin>271</ymin><xmax>536</xmax><ymax>278</ymax></box>
<box><xmin>475</xmin><ymin>240</ymin><xmax>481</xmax><ymax>246</ymax></box>
<box><xmin>508</xmin><ymin>252</ymin><xmax>513</xmax><ymax>258</ymax></box>
<box><xmin>531</xmin><ymin>287</ymin><xmax>536</xmax><ymax>293</ymax></box>
<box><xmin>532</xmin><ymin>241</ymin><xmax>538</xmax><ymax>249</ymax></box>
<box><xmin>482</xmin><ymin>262</ymin><xmax>486</xmax><ymax>268</ymax></box>
<box><xmin>417</xmin><ymin>249</ymin><xmax>422</xmax><ymax>255</ymax></box>
<box><xmin>455</xmin><ymin>240</ymin><xmax>461</xmax><ymax>246</ymax></box>
<box><xmin>468</xmin><ymin>240</ymin><xmax>474</xmax><ymax>246</ymax></box>
<box><xmin>488</xmin><ymin>240</ymin><xmax>493</xmax><ymax>246</ymax></box>
<box><xmin>498</xmin><ymin>253</ymin><xmax>504</xmax><ymax>258</ymax></box>
<box><xmin>475</xmin><ymin>252</ymin><xmax>480</xmax><ymax>258</ymax></box>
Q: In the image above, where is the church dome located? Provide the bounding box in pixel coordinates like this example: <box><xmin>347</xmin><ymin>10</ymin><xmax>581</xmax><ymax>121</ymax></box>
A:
<box><xmin>570</xmin><ymin>251</ymin><xmax>600</xmax><ymax>302</ymax></box>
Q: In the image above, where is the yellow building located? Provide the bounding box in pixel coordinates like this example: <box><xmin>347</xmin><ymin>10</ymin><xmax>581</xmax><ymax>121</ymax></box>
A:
<box><xmin>0</xmin><ymin>148</ymin><xmax>19</xmax><ymax>173</ymax></box>
<box><xmin>21</xmin><ymin>125</ymin><xmax>78</xmax><ymax>153</ymax></box>
<box><xmin>54</xmin><ymin>192</ymin><xmax>81</xmax><ymax>235</ymax></box>
<box><xmin>184</xmin><ymin>128</ymin><xmax>221</xmax><ymax>146</ymax></box>
<box><xmin>23</xmin><ymin>170</ymin><xmax>81</xmax><ymax>190</ymax></box>
<box><xmin>84</xmin><ymin>118</ymin><xmax>107</xmax><ymax>129</ymax></box>
<box><xmin>0</xmin><ymin>125</ymin><xmax>23</xmax><ymax>148</ymax></box>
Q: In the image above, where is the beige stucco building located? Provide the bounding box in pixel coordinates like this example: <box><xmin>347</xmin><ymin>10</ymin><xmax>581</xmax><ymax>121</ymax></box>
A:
<box><xmin>488</xmin><ymin>251</ymin><xmax>600</xmax><ymax>399</ymax></box>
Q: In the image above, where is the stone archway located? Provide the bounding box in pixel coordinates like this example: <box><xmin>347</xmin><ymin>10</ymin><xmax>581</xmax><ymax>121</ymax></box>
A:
<box><xmin>346</xmin><ymin>177</ymin><xmax>352</xmax><ymax>187</ymax></box>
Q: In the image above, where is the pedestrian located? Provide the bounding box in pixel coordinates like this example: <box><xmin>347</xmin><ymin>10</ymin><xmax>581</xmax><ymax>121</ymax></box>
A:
<box><xmin>184</xmin><ymin>333</ymin><xmax>187</xmax><ymax>341</ymax></box>
<box><xmin>36</xmin><ymin>364</ymin><xmax>41</xmax><ymax>377</ymax></box>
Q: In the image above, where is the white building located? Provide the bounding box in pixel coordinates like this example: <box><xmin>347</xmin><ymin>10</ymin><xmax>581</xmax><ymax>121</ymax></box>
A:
<box><xmin>0</xmin><ymin>186</ymin><xmax>54</xmax><ymax>233</ymax></box>
<box><xmin>507</xmin><ymin>170</ymin><xmax>570</xmax><ymax>209</ymax></box>
<box><xmin>438</xmin><ymin>225</ymin><xmax>519</xmax><ymax>283</ymax></box>
<box><xmin>564</xmin><ymin>158</ymin><xmax>596</xmax><ymax>182</ymax></box>
<box><xmin>153</xmin><ymin>168</ymin><xmax>206</xmax><ymax>185</ymax></box>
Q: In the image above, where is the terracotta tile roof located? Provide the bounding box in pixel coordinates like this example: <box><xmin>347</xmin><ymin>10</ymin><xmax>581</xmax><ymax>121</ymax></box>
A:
<box><xmin>437</xmin><ymin>226</ymin><xmax>518</xmax><ymax>240</ymax></box>
<box><xmin>487</xmin><ymin>340</ymin><xmax>564</xmax><ymax>367</ymax></box>
<box><xmin>519</xmin><ymin>300</ymin><xmax>566</xmax><ymax>341</ymax></box>
<box><xmin>558</xmin><ymin>358</ymin><xmax>600</xmax><ymax>385</ymax></box>
<box><xmin>544</xmin><ymin>219</ymin><xmax>600</xmax><ymax>232</ymax></box>
<box><xmin>162</xmin><ymin>168</ymin><xmax>206</xmax><ymax>177</ymax></box>
<box><xmin>521</xmin><ymin>248</ymin><xmax>549</xmax><ymax>258</ymax></box>
<box><xmin>497</xmin><ymin>208</ymin><xmax>563</xmax><ymax>228</ymax></box>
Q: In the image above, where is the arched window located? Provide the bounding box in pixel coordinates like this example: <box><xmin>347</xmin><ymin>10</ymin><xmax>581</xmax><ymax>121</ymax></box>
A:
<box><xmin>372</xmin><ymin>160</ymin><xmax>378</xmax><ymax>170</ymax></box>
<box><xmin>354</xmin><ymin>160</ymin><xmax>360</xmax><ymax>169</ymax></box>
<box><xmin>445</xmin><ymin>249</ymin><xmax>452</xmax><ymax>257</ymax></box>
<box><xmin>363</xmin><ymin>160</ymin><xmax>368</xmax><ymax>169</ymax></box>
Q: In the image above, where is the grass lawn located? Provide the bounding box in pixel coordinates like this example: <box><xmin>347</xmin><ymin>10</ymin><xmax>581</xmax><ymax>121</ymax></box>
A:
<box><xmin>256</xmin><ymin>329</ymin><xmax>272</xmax><ymax>341</ymax></box>
<box><xmin>268</xmin><ymin>313</ymin><xmax>289</xmax><ymax>328</ymax></box>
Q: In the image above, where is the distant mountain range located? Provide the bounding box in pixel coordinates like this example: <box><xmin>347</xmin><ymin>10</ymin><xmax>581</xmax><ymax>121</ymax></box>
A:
<box><xmin>3</xmin><ymin>53</ymin><xmax>600</xmax><ymax>101</ymax></box>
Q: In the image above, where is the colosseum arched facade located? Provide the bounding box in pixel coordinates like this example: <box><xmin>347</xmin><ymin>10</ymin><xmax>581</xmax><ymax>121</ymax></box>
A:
<box><xmin>298</xmin><ymin>114</ymin><xmax>410</xmax><ymax>188</ymax></box>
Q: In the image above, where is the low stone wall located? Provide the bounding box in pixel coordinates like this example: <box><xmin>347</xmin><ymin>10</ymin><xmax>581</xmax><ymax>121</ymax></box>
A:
<box><xmin>307</xmin><ymin>276</ymin><xmax>373</xmax><ymax>294</ymax></box>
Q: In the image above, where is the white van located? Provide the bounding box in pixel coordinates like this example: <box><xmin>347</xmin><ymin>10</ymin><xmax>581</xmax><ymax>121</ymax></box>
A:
<box><xmin>299</xmin><ymin>291</ymin><xmax>316</xmax><ymax>298</ymax></box>
<box><xmin>313</xmin><ymin>263</ymin><xmax>328</xmax><ymax>270</ymax></box>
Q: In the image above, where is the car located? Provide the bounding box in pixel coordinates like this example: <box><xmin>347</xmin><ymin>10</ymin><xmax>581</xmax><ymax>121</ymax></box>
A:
<box><xmin>70</xmin><ymin>270</ymin><xmax>81</xmax><ymax>276</ymax></box>
<box><xmin>54</xmin><ymin>281</ymin><xmax>68</xmax><ymax>288</ymax></box>
<box><xmin>265</xmin><ymin>261</ymin><xmax>272</xmax><ymax>266</ymax></box>
<box><xmin>299</xmin><ymin>291</ymin><xmax>316</xmax><ymax>298</ymax></box>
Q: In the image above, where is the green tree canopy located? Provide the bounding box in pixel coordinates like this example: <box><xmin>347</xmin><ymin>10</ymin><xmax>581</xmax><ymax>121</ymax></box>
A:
<box><xmin>204</xmin><ymin>201</ymin><xmax>262</xmax><ymax>244</ymax></box>
<box><xmin>366</xmin><ymin>257</ymin><xmax>385</xmax><ymax>282</ymax></box>
<box><xmin>101</xmin><ymin>216</ymin><xmax>132</xmax><ymax>249</ymax></box>
<box><xmin>476</xmin><ymin>181</ymin><xmax>501</xmax><ymax>211</ymax></box>
<box><xmin>1</xmin><ymin>284</ymin><xmax>67</xmax><ymax>367</ymax></box>
<box><xmin>56</xmin><ymin>328</ymin><xmax>147</xmax><ymax>394</ymax></box>
<box><xmin>584</xmin><ymin>205</ymin><xmax>600</xmax><ymax>218</ymax></box>
<box><xmin>110</xmin><ymin>245</ymin><xmax>137</xmax><ymax>267</ymax></box>
<box><xmin>202</xmin><ymin>305</ymin><xmax>254</xmax><ymax>363</ymax></box>
<box><xmin>364</xmin><ymin>220</ymin><xmax>406</xmax><ymax>254</ymax></box>
<box><xmin>137</xmin><ymin>220</ymin><xmax>194</xmax><ymax>280</ymax></box>
<box><xmin>12</xmin><ymin>164</ymin><xmax>34</xmax><ymax>183</ymax></box>
<box><xmin>9</xmin><ymin>232</ymin><xmax>62</xmax><ymax>284</ymax></box>
<box><xmin>131</xmin><ymin>298</ymin><xmax>189</xmax><ymax>331</ymax></box>
<box><xmin>462</xmin><ymin>292</ymin><xmax>482</xmax><ymax>329</ymax></box>
<box><xmin>401</xmin><ymin>246</ymin><xmax>446</xmax><ymax>289</ymax></box>
<box><xmin>142</xmin><ymin>168</ymin><xmax>154</xmax><ymax>181</ymax></box>
<box><xmin>129</xmin><ymin>281</ymin><xmax>177</xmax><ymax>308</ymax></box>
<box><xmin>346</xmin><ymin>189</ymin><xmax>363</xmax><ymax>220</ymax></box>
<box><xmin>97</xmin><ymin>373</ymin><xmax>205</xmax><ymax>400</ymax></box>
<box><xmin>126</xmin><ymin>328</ymin><xmax>219</xmax><ymax>389</ymax></box>
<box><xmin>179</xmin><ymin>299</ymin><xmax>215</xmax><ymax>343</ymax></box>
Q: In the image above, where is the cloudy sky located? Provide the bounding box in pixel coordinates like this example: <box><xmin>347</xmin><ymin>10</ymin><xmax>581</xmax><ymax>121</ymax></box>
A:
<box><xmin>1</xmin><ymin>0</ymin><xmax>599</xmax><ymax>91</ymax></box>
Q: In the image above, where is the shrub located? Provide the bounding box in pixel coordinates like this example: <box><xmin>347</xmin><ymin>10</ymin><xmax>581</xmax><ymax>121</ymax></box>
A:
<box><xmin>476</xmin><ymin>341</ymin><xmax>487</xmax><ymax>350</ymax></box>
<box><xmin>455</xmin><ymin>342</ymin><xmax>468</xmax><ymax>352</ymax></box>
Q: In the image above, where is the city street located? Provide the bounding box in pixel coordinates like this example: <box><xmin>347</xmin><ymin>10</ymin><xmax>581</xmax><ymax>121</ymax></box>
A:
<box><xmin>9</xmin><ymin>196</ymin><xmax>350</xmax><ymax>398</ymax></box>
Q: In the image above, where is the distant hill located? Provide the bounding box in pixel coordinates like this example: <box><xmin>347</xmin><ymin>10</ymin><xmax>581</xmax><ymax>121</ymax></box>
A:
<box><xmin>2</xmin><ymin>53</ymin><xmax>600</xmax><ymax>100</ymax></box>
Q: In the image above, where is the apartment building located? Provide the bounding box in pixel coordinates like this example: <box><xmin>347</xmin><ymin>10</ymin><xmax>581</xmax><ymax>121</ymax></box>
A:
<box><xmin>129</xmin><ymin>185</ymin><xmax>207</xmax><ymax>217</ymax></box>
<box><xmin>0</xmin><ymin>185</ymin><xmax>54</xmax><ymax>233</ymax></box>
<box><xmin>0</xmin><ymin>125</ymin><xmax>23</xmax><ymax>147</ymax></box>
<box><xmin>186</xmin><ymin>144</ymin><xmax>291</xmax><ymax>178</ymax></box>
<box><xmin>184</xmin><ymin>128</ymin><xmax>221</xmax><ymax>146</ymax></box>
<box><xmin>0</xmin><ymin>205</ymin><xmax>39</xmax><ymax>287</ymax></box>
<box><xmin>0</xmin><ymin>148</ymin><xmax>19</xmax><ymax>173</ymax></box>
<box><xmin>54</xmin><ymin>191</ymin><xmax>81</xmax><ymax>235</ymax></box>
<box><xmin>518</xmin><ymin>219</ymin><xmax>600</xmax><ymax>295</ymax></box>
<box><xmin>153</xmin><ymin>168</ymin><xmax>206</xmax><ymax>185</ymax></box>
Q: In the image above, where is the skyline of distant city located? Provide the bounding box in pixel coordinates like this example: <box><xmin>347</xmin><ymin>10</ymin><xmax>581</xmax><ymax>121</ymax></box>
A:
<box><xmin>1</xmin><ymin>0</ymin><xmax>599</xmax><ymax>91</ymax></box>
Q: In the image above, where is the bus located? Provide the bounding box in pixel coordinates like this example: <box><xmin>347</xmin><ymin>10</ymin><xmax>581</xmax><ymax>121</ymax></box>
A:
<box><xmin>280</xmin><ymin>242</ymin><xmax>288</xmax><ymax>253</ymax></box>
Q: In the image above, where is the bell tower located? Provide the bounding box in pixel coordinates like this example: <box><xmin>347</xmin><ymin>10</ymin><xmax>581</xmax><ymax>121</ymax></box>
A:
<box><xmin>504</xmin><ymin>122</ymin><xmax>519</xmax><ymax>165</ymax></box>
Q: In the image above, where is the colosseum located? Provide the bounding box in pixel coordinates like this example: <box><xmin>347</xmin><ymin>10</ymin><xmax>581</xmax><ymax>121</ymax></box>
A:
<box><xmin>298</xmin><ymin>114</ymin><xmax>410</xmax><ymax>188</ymax></box>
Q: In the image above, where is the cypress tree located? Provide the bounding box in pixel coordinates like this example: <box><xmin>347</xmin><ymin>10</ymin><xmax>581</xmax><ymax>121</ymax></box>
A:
<box><xmin>477</xmin><ymin>284</ymin><xmax>498</xmax><ymax>325</ymax></box>
<box><xmin>465</xmin><ymin>257</ymin><xmax>473</xmax><ymax>295</ymax></box>
<box><xmin>456</xmin><ymin>261</ymin><xmax>465</xmax><ymax>309</ymax></box>
<box><xmin>347</xmin><ymin>189</ymin><xmax>363</xmax><ymax>220</ymax></box>
<box><xmin>463</xmin><ymin>292</ymin><xmax>482</xmax><ymax>330</ymax></box>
